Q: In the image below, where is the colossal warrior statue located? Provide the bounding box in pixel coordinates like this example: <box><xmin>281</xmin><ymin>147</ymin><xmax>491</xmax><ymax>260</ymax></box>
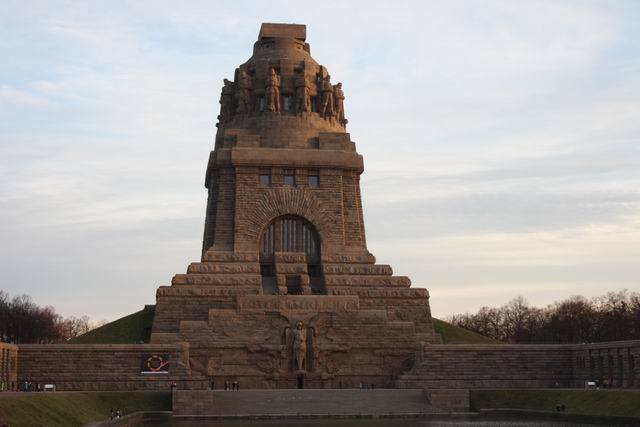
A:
<box><xmin>292</xmin><ymin>322</ymin><xmax>307</xmax><ymax>371</ymax></box>
<box><xmin>333</xmin><ymin>82</ymin><xmax>346</xmax><ymax>125</ymax></box>
<box><xmin>265</xmin><ymin>68</ymin><xmax>281</xmax><ymax>113</ymax></box>
<box><xmin>295</xmin><ymin>74</ymin><xmax>312</xmax><ymax>114</ymax></box>
<box><xmin>236</xmin><ymin>69</ymin><xmax>252</xmax><ymax>114</ymax></box>
<box><xmin>318</xmin><ymin>74</ymin><xmax>334</xmax><ymax>118</ymax></box>
<box><xmin>218</xmin><ymin>78</ymin><xmax>235</xmax><ymax>123</ymax></box>
<box><xmin>150</xmin><ymin>23</ymin><xmax>439</xmax><ymax>390</ymax></box>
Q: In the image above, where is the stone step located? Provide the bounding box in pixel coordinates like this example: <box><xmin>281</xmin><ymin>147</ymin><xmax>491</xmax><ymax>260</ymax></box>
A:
<box><xmin>325</xmin><ymin>275</ymin><xmax>411</xmax><ymax>287</ymax></box>
<box><xmin>172</xmin><ymin>389</ymin><xmax>435</xmax><ymax>416</ymax></box>
<box><xmin>330</xmin><ymin>288</ymin><xmax>428</xmax><ymax>300</ymax></box>
<box><xmin>201</xmin><ymin>251</ymin><xmax>259</xmax><ymax>262</ymax></box>
<box><xmin>187</xmin><ymin>262</ymin><xmax>260</xmax><ymax>274</ymax></box>
<box><xmin>323</xmin><ymin>264</ymin><xmax>393</xmax><ymax>275</ymax></box>
<box><xmin>172</xmin><ymin>274</ymin><xmax>261</xmax><ymax>286</ymax></box>
<box><xmin>156</xmin><ymin>285</ymin><xmax>260</xmax><ymax>297</ymax></box>
<box><xmin>321</xmin><ymin>253</ymin><xmax>376</xmax><ymax>264</ymax></box>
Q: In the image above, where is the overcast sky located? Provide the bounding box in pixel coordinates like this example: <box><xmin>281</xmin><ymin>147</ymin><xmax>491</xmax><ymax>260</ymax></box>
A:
<box><xmin>1</xmin><ymin>1</ymin><xmax>639</xmax><ymax>322</ymax></box>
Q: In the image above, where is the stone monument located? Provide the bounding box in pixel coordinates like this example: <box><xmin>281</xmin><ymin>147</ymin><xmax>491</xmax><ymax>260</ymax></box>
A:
<box><xmin>14</xmin><ymin>23</ymin><xmax>640</xmax><ymax>397</ymax></box>
<box><xmin>150</xmin><ymin>22</ymin><xmax>440</xmax><ymax>389</ymax></box>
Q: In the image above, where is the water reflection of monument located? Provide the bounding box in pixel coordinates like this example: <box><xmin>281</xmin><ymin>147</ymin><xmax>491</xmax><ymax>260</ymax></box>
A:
<box><xmin>149</xmin><ymin>22</ymin><xmax>440</xmax><ymax>389</ymax></box>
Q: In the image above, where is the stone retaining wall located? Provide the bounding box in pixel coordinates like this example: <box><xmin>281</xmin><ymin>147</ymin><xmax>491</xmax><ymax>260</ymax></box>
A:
<box><xmin>399</xmin><ymin>341</ymin><xmax>640</xmax><ymax>389</ymax></box>
<box><xmin>15</xmin><ymin>340</ymin><xmax>640</xmax><ymax>391</ymax></box>
<box><xmin>17</xmin><ymin>344</ymin><xmax>203</xmax><ymax>391</ymax></box>
<box><xmin>172</xmin><ymin>389</ymin><xmax>437</xmax><ymax>416</ymax></box>
<box><xmin>399</xmin><ymin>344</ymin><xmax>573</xmax><ymax>389</ymax></box>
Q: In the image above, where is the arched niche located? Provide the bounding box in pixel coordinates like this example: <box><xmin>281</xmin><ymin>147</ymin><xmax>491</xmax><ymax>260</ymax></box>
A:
<box><xmin>259</xmin><ymin>215</ymin><xmax>325</xmax><ymax>295</ymax></box>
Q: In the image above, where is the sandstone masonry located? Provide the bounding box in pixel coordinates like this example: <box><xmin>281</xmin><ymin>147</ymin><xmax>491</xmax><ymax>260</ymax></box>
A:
<box><xmin>12</xmin><ymin>23</ymin><xmax>640</xmax><ymax>395</ymax></box>
<box><xmin>149</xmin><ymin>22</ymin><xmax>440</xmax><ymax>389</ymax></box>
<box><xmin>0</xmin><ymin>342</ymin><xmax>17</xmax><ymax>391</ymax></box>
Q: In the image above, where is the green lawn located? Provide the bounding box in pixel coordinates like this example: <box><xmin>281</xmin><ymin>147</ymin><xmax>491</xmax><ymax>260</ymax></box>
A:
<box><xmin>0</xmin><ymin>391</ymin><xmax>171</xmax><ymax>427</ymax></box>
<box><xmin>69</xmin><ymin>305</ymin><xmax>155</xmax><ymax>344</ymax></box>
<box><xmin>471</xmin><ymin>389</ymin><xmax>640</xmax><ymax>418</ymax></box>
<box><xmin>432</xmin><ymin>318</ymin><xmax>499</xmax><ymax>344</ymax></box>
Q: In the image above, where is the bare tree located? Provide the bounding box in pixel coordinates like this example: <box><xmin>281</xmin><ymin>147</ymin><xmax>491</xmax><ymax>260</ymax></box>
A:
<box><xmin>448</xmin><ymin>290</ymin><xmax>640</xmax><ymax>343</ymax></box>
<box><xmin>0</xmin><ymin>291</ymin><xmax>96</xmax><ymax>343</ymax></box>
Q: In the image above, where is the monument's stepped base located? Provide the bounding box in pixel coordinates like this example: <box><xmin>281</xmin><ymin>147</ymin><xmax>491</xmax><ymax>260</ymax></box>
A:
<box><xmin>172</xmin><ymin>389</ymin><xmax>469</xmax><ymax>416</ymax></box>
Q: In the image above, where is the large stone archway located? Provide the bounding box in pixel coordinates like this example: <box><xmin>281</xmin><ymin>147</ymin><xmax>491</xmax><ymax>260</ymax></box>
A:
<box><xmin>235</xmin><ymin>187</ymin><xmax>336</xmax><ymax>253</ymax></box>
<box><xmin>259</xmin><ymin>215</ymin><xmax>320</xmax><ymax>263</ymax></box>
<box><xmin>258</xmin><ymin>214</ymin><xmax>324</xmax><ymax>295</ymax></box>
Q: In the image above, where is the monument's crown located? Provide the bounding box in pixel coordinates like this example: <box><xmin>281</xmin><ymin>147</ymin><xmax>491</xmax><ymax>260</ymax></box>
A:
<box><xmin>258</xmin><ymin>23</ymin><xmax>306</xmax><ymax>41</ymax></box>
<box><xmin>214</xmin><ymin>23</ymin><xmax>348</xmax><ymax>149</ymax></box>
<box><xmin>250</xmin><ymin>23</ymin><xmax>312</xmax><ymax>63</ymax></box>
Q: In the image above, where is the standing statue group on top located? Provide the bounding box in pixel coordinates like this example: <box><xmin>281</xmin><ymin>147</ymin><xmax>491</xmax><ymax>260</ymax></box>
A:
<box><xmin>217</xmin><ymin>67</ymin><xmax>347</xmax><ymax>126</ymax></box>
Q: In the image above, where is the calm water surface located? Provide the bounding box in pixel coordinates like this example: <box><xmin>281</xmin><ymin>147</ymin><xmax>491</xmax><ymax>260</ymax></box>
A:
<box><xmin>144</xmin><ymin>417</ymin><xmax>600</xmax><ymax>426</ymax></box>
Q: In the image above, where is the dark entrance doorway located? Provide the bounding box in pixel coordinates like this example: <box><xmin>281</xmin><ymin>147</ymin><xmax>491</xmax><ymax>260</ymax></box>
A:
<box><xmin>297</xmin><ymin>374</ymin><xmax>304</xmax><ymax>389</ymax></box>
<box><xmin>286</xmin><ymin>275</ymin><xmax>302</xmax><ymax>295</ymax></box>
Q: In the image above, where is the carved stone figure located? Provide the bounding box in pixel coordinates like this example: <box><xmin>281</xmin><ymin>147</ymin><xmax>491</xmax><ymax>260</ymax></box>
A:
<box><xmin>218</xmin><ymin>78</ymin><xmax>235</xmax><ymax>123</ymax></box>
<box><xmin>237</xmin><ymin>69</ymin><xmax>252</xmax><ymax>114</ymax></box>
<box><xmin>292</xmin><ymin>321</ymin><xmax>307</xmax><ymax>371</ymax></box>
<box><xmin>295</xmin><ymin>74</ymin><xmax>311</xmax><ymax>114</ymax></box>
<box><xmin>265</xmin><ymin>68</ymin><xmax>281</xmax><ymax>113</ymax></box>
<box><xmin>333</xmin><ymin>82</ymin><xmax>347</xmax><ymax>125</ymax></box>
<box><xmin>318</xmin><ymin>74</ymin><xmax>333</xmax><ymax>118</ymax></box>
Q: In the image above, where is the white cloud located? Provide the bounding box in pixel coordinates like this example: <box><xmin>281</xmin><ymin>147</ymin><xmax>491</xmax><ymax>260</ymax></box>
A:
<box><xmin>1</xmin><ymin>0</ymin><xmax>639</xmax><ymax>321</ymax></box>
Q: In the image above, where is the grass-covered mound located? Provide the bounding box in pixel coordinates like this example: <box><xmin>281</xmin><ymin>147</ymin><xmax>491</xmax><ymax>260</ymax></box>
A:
<box><xmin>0</xmin><ymin>391</ymin><xmax>170</xmax><ymax>427</ymax></box>
<box><xmin>471</xmin><ymin>389</ymin><xmax>640</xmax><ymax>418</ymax></box>
<box><xmin>70</xmin><ymin>307</ymin><xmax>496</xmax><ymax>345</ymax></box>
<box><xmin>433</xmin><ymin>318</ymin><xmax>499</xmax><ymax>344</ymax></box>
<box><xmin>69</xmin><ymin>305</ymin><xmax>155</xmax><ymax>344</ymax></box>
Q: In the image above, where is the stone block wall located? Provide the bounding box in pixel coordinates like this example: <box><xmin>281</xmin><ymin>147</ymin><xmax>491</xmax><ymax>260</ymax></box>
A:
<box><xmin>399</xmin><ymin>344</ymin><xmax>574</xmax><ymax>389</ymax></box>
<box><xmin>17</xmin><ymin>344</ymin><xmax>202</xmax><ymax>391</ymax></box>
<box><xmin>0</xmin><ymin>342</ymin><xmax>18</xmax><ymax>390</ymax></box>
<box><xmin>570</xmin><ymin>340</ymin><xmax>640</xmax><ymax>388</ymax></box>
<box><xmin>168</xmin><ymin>294</ymin><xmax>424</xmax><ymax>390</ymax></box>
<box><xmin>173</xmin><ymin>389</ymin><xmax>435</xmax><ymax>416</ymax></box>
<box><xmin>13</xmin><ymin>339</ymin><xmax>640</xmax><ymax>391</ymax></box>
<box><xmin>399</xmin><ymin>340</ymin><xmax>640</xmax><ymax>389</ymax></box>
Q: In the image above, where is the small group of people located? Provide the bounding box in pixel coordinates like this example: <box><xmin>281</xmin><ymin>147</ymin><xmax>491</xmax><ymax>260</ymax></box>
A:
<box><xmin>17</xmin><ymin>380</ymin><xmax>40</xmax><ymax>392</ymax></box>
<box><xmin>358</xmin><ymin>382</ymin><xmax>376</xmax><ymax>390</ymax></box>
<box><xmin>109</xmin><ymin>408</ymin><xmax>123</xmax><ymax>420</ymax></box>
<box><xmin>0</xmin><ymin>381</ymin><xmax>15</xmax><ymax>391</ymax></box>
<box><xmin>224</xmin><ymin>379</ymin><xmax>240</xmax><ymax>391</ymax></box>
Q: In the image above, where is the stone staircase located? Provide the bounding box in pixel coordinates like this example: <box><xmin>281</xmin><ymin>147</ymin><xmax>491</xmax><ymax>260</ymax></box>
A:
<box><xmin>173</xmin><ymin>389</ymin><xmax>439</xmax><ymax>417</ymax></box>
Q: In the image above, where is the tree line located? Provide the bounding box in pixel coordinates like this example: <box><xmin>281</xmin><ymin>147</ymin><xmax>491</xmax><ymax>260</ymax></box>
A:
<box><xmin>0</xmin><ymin>291</ymin><xmax>95</xmax><ymax>343</ymax></box>
<box><xmin>448</xmin><ymin>291</ymin><xmax>640</xmax><ymax>344</ymax></box>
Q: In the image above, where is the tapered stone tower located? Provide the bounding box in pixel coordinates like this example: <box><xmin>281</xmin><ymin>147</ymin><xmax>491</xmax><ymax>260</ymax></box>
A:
<box><xmin>150</xmin><ymin>23</ymin><xmax>440</xmax><ymax>389</ymax></box>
